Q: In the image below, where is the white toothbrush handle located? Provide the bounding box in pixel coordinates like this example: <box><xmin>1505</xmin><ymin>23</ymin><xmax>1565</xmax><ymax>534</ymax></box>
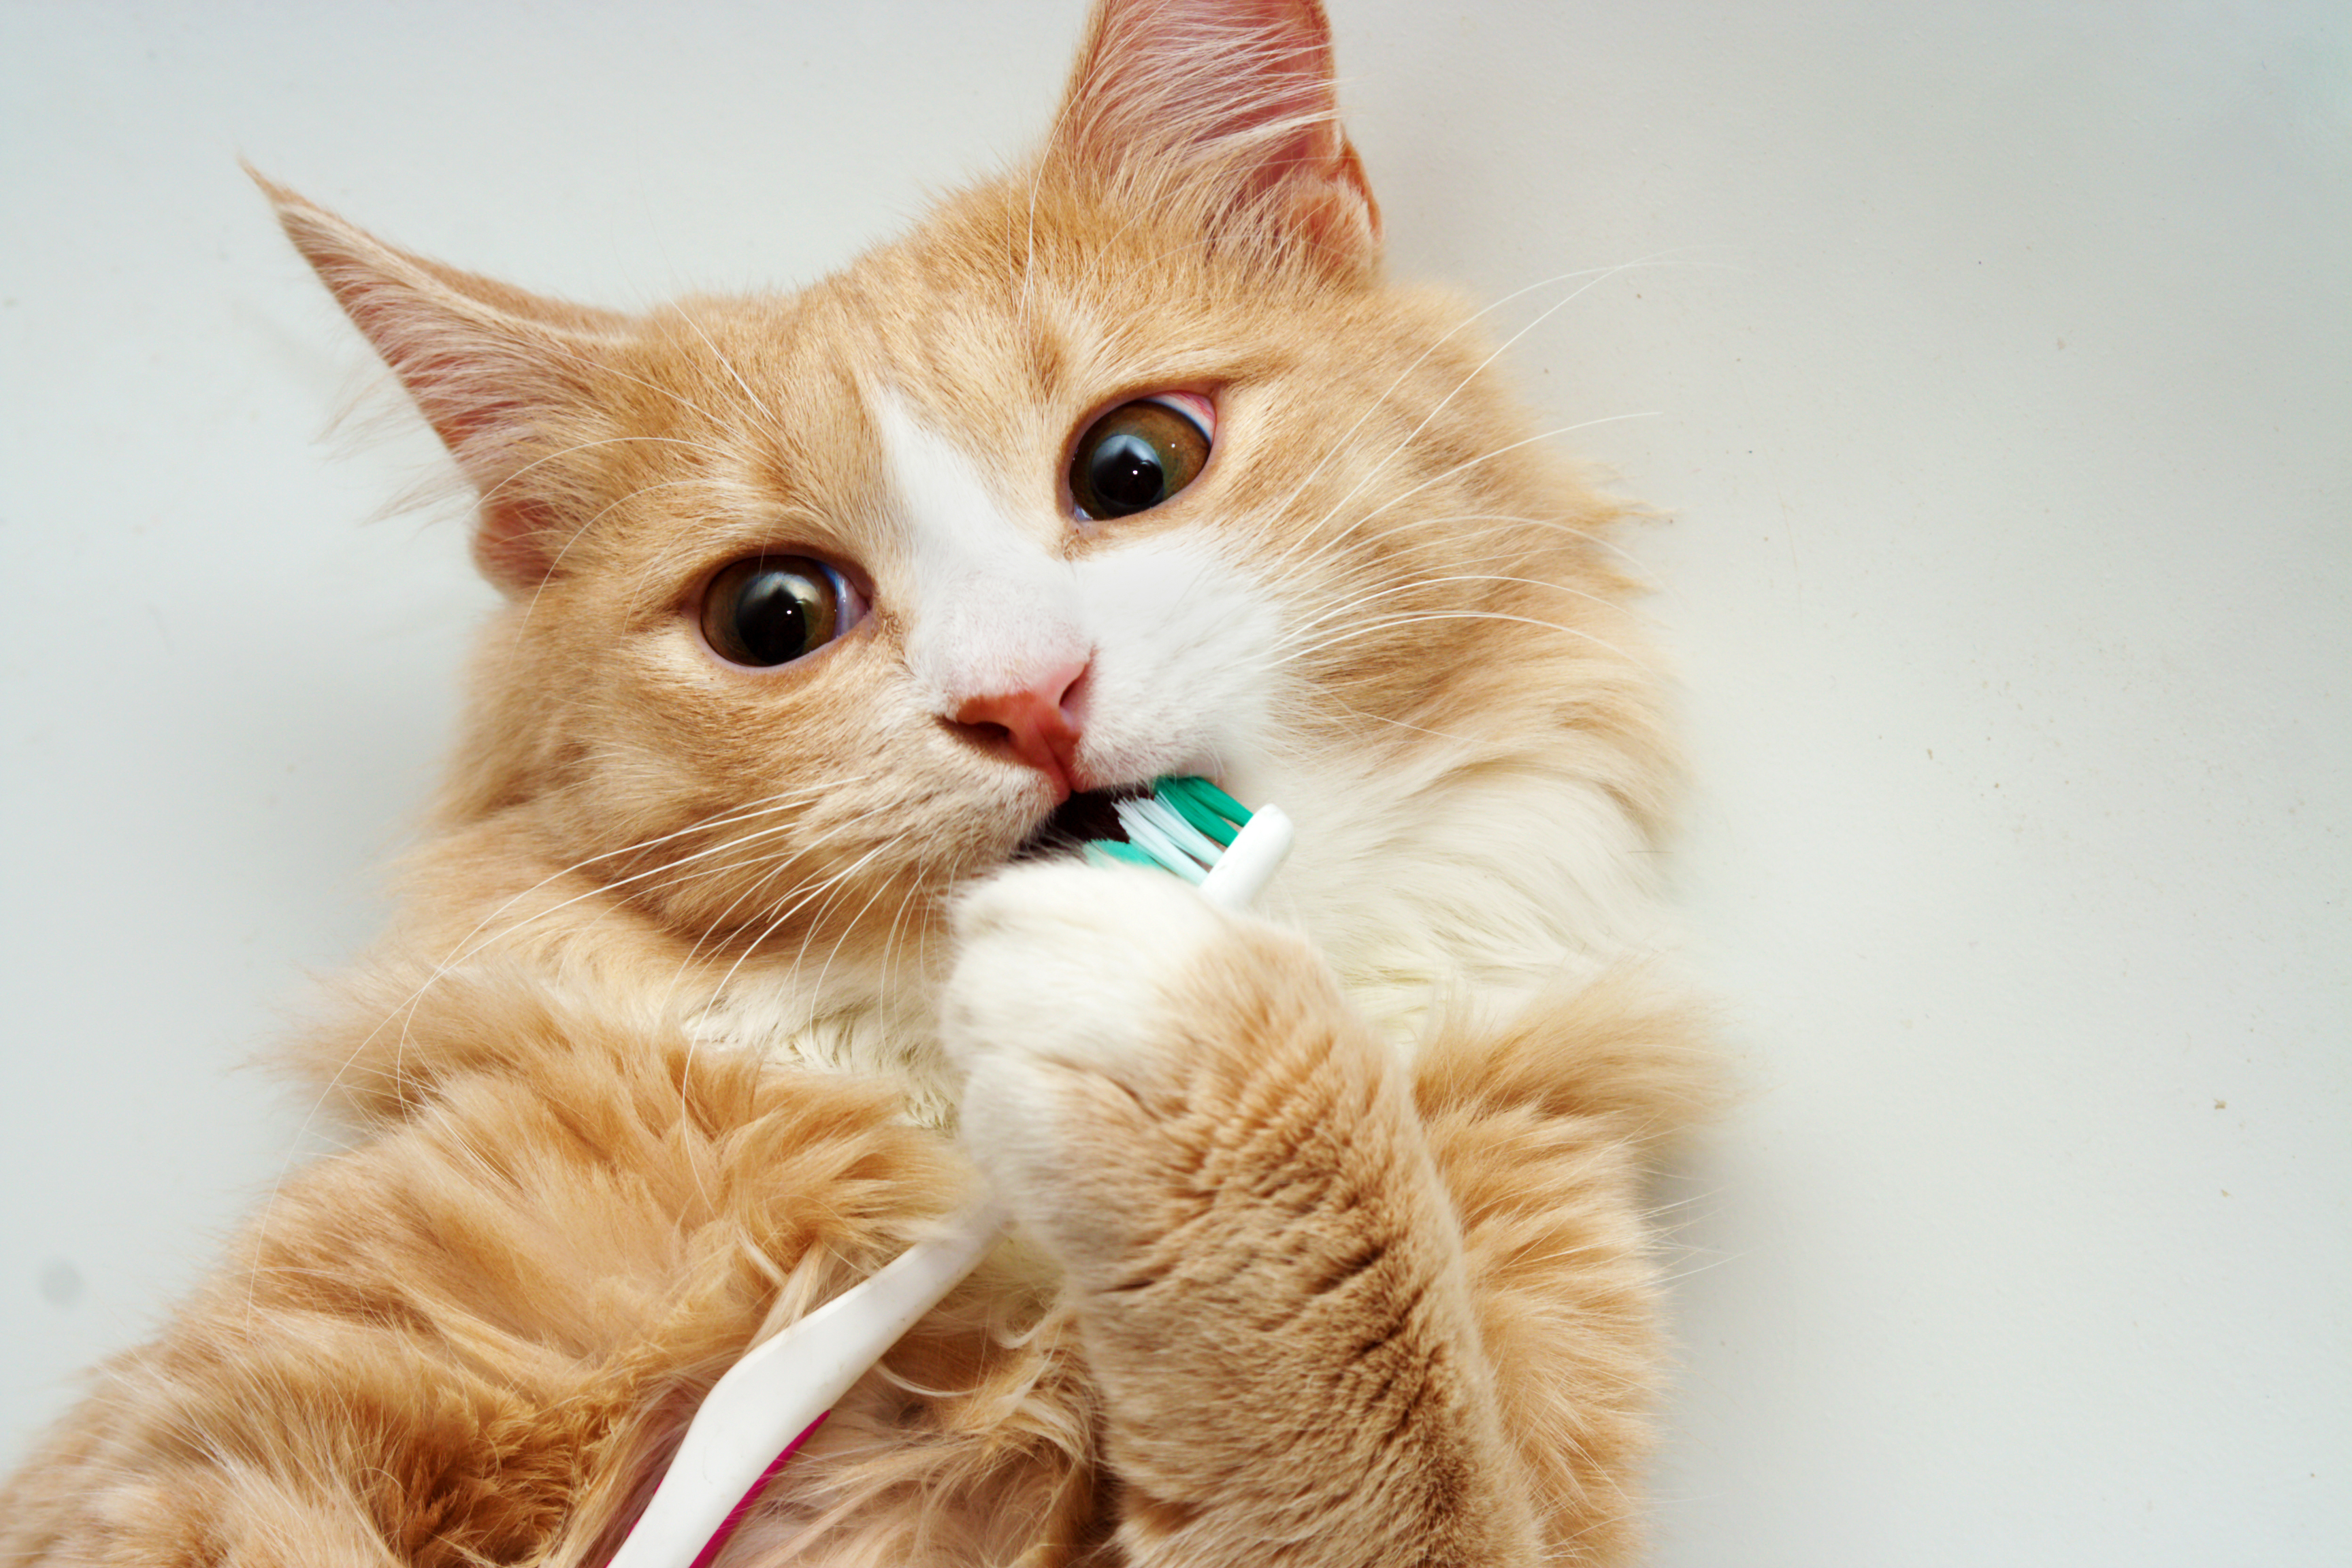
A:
<box><xmin>604</xmin><ymin>1197</ymin><xmax>1010</xmax><ymax>1568</ymax></box>
<box><xmin>1196</xmin><ymin>803</ymin><xmax>1293</xmax><ymax>913</ymax></box>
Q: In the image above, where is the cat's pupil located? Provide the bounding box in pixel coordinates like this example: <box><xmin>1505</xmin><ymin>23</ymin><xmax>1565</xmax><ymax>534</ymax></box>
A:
<box><xmin>701</xmin><ymin>557</ymin><xmax>839</xmax><ymax>668</ymax></box>
<box><xmin>1090</xmin><ymin>433</ymin><xmax>1166</xmax><ymax>512</ymax></box>
<box><xmin>1069</xmin><ymin>398</ymin><xmax>1211</xmax><ymax>520</ymax></box>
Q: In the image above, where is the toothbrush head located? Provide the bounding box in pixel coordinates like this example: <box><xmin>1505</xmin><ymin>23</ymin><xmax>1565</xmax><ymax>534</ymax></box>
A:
<box><xmin>1085</xmin><ymin>777</ymin><xmax>1292</xmax><ymax>913</ymax></box>
<box><xmin>1084</xmin><ymin>775</ymin><xmax>1248</xmax><ymax>884</ymax></box>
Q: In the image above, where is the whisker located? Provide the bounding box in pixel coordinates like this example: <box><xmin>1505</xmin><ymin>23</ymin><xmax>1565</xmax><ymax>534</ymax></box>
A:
<box><xmin>702</xmin><ymin>843</ymin><xmax>896</xmax><ymax>1027</ymax></box>
<box><xmin>1299</xmin><ymin>508</ymin><xmax>1661</xmax><ymax>587</ymax></box>
<box><xmin>1262</xmin><ymin>260</ymin><xmax>1660</xmax><ymax>533</ymax></box>
<box><xmin>528</xmin><ymin>334</ymin><xmax>736</xmax><ymax>431</ymax></box>
<box><xmin>514</xmin><ymin>475</ymin><xmax>708</xmax><ymax>636</ymax></box>
<box><xmin>1273</xmin><ymin>572</ymin><xmax>1631</xmax><ymax>649</ymax></box>
<box><xmin>1276</xmin><ymin>608</ymin><xmax>1652</xmax><ymax>672</ymax></box>
<box><xmin>410</xmin><ymin>783</ymin><xmax>855</xmax><ymax>977</ymax></box>
<box><xmin>794</xmin><ymin>862</ymin><xmax>905</xmax><ymax>1006</ymax></box>
<box><xmin>653</xmin><ymin>800</ymin><xmax>910</xmax><ymax>1012</ymax></box>
<box><xmin>1262</xmin><ymin>252</ymin><xmax>1698</xmax><ymax>581</ymax></box>
<box><xmin>1275</xmin><ymin>410</ymin><xmax>1661</xmax><ymax>584</ymax></box>
<box><xmin>296</xmin><ymin>780</ymin><xmax>863</xmax><ymax>1147</ymax></box>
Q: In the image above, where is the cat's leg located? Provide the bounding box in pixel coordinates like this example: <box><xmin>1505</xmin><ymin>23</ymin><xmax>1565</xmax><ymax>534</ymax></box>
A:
<box><xmin>1409</xmin><ymin>972</ymin><xmax>1708</xmax><ymax>1564</ymax></box>
<box><xmin>0</xmin><ymin>982</ymin><xmax>1081</xmax><ymax>1568</ymax></box>
<box><xmin>0</xmin><ymin>1408</ymin><xmax>423</xmax><ymax>1568</ymax></box>
<box><xmin>942</xmin><ymin>864</ymin><xmax>1551</xmax><ymax>1568</ymax></box>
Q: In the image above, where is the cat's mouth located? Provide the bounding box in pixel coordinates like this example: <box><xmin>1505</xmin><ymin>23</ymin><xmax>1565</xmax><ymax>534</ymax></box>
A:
<box><xmin>1010</xmin><ymin>785</ymin><xmax>1149</xmax><ymax>864</ymax></box>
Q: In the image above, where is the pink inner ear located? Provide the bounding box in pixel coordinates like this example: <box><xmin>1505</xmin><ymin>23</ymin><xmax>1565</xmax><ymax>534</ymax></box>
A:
<box><xmin>1070</xmin><ymin>0</ymin><xmax>1333</xmax><ymax>165</ymax></box>
<box><xmin>1165</xmin><ymin>0</ymin><xmax>1335</xmax><ymax>143</ymax></box>
<box><xmin>266</xmin><ymin>182</ymin><xmax>610</xmax><ymax>595</ymax></box>
<box><xmin>472</xmin><ymin>500</ymin><xmax>560</xmax><ymax>594</ymax></box>
<box><xmin>314</xmin><ymin>270</ymin><xmax>577</xmax><ymax>591</ymax></box>
<box><xmin>1063</xmin><ymin>0</ymin><xmax>1379</xmax><ymax>265</ymax></box>
<box><xmin>1283</xmin><ymin>144</ymin><xmax>1382</xmax><ymax>257</ymax></box>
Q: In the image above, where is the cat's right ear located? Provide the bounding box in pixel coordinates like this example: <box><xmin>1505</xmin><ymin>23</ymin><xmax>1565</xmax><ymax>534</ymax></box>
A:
<box><xmin>1047</xmin><ymin>0</ymin><xmax>1382</xmax><ymax>276</ymax></box>
<box><xmin>255</xmin><ymin>172</ymin><xmax>622</xmax><ymax>594</ymax></box>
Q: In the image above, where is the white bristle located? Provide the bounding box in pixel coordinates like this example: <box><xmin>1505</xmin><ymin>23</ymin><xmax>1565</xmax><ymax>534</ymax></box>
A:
<box><xmin>1113</xmin><ymin>798</ymin><xmax>1209</xmax><ymax>883</ymax></box>
<box><xmin>1127</xmin><ymin>793</ymin><xmax>1227</xmax><ymax>868</ymax></box>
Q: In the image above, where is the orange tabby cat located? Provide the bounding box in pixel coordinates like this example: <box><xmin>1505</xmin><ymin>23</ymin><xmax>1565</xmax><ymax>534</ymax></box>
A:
<box><xmin>0</xmin><ymin>1</ymin><xmax>1708</xmax><ymax>1563</ymax></box>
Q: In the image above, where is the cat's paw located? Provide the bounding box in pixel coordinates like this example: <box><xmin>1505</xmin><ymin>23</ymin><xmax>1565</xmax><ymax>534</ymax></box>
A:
<box><xmin>939</xmin><ymin>859</ymin><xmax>1226</xmax><ymax>1097</ymax></box>
<box><xmin>941</xmin><ymin>858</ymin><xmax>1379</xmax><ymax>1292</ymax></box>
<box><xmin>938</xmin><ymin>860</ymin><xmax>1279</xmax><ymax>1269</ymax></box>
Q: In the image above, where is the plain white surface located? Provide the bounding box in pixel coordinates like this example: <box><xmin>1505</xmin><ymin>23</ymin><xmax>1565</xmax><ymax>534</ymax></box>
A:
<box><xmin>2</xmin><ymin>2</ymin><xmax>2345</xmax><ymax>1561</ymax></box>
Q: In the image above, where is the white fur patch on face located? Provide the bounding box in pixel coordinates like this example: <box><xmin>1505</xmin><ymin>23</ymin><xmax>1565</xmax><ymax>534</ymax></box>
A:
<box><xmin>878</xmin><ymin>391</ymin><xmax>1091</xmax><ymax>717</ymax></box>
<box><xmin>875</xmin><ymin>389</ymin><xmax>1284</xmax><ymax>791</ymax></box>
<box><xmin>1068</xmin><ymin>534</ymin><xmax>1281</xmax><ymax>787</ymax></box>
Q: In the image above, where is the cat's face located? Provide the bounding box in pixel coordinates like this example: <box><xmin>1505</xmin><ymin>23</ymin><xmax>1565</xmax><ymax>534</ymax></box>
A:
<box><xmin>273</xmin><ymin>0</ymin><xmax>1661</xmax><ymax>1009</ymax></box>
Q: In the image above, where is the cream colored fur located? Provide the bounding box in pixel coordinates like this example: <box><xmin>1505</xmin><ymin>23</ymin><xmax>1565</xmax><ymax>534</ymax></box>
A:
<box><xmin>0</xmin><ymin>1</ymin><xmax>1711</xmax><ymax>1563</ymax></box>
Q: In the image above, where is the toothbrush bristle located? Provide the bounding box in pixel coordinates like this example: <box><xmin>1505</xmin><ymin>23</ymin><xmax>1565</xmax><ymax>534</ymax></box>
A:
<box><xmin>1109</xmin><ymin>795</ymin><xmax>1209</xmax><ymax>883</ymax></box>
<box><xmin>1157</xmin><ymin>775</ymin><xmax>1248</xmax><ymax>845</ymax></box>
<box><xmin>1081</xmin><ymin>839</ymin><xmax>1163</xmax><ymax>872</ymax></box>
<box><xmin>1084</xmin><ymin>776</ymin><xmax>1250</xmax><ymax>880</ymax></box>
<box><xmin>1122</xmin><ymin>794</ymin><xmax>1225</xmax><ymax>869</ymax></box>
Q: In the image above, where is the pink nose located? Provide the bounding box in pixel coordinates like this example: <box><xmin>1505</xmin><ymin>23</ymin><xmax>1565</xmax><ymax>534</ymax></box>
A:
<box><xmin>951</xmin><ymin>660</ymin><xmax>1089</xmax><ymax>798</ymax></box>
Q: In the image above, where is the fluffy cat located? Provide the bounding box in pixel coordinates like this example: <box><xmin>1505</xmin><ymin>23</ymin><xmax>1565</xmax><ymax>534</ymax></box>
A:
<box><xmin>1</xmin><ymin>1</ymin><xmax>1708</xmax><ymax>1563</ymax></box>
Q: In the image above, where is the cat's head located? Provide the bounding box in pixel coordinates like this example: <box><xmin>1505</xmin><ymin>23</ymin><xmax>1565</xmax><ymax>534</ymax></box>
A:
<box><xmin>272</xmin><ymin>0</ymin><xmax>1669</xmax><ymax>1043</ymax></box>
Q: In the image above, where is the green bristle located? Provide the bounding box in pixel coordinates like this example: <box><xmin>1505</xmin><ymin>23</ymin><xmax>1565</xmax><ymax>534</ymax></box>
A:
<box><xmin>1155</xmin><ymin>774</ymin><xmax>1247</xmax><ymax>846</ymax></box>
<box><xmin>1081</xmin><ymin>775</ymin><xmax>1252</xmax><ymax>872</ymax></box>
<box><xmin>1083</xmin><ymin>839</ymin><xmax>1164</xmax><ymax>871</ymax></box>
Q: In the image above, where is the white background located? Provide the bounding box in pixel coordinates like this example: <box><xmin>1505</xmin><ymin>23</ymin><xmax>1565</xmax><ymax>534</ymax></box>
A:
<box><xmin>2</xmin><ymin>3</ymin><xmax>2345</xmax><ymax>1562</ymax></box>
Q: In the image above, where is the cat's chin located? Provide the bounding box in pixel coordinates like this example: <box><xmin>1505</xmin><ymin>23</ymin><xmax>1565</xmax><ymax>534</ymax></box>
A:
<box><xmin>1009</xmin><ymin>785</ymin><xmax>1152</xmax><ymax>865</ymax></box>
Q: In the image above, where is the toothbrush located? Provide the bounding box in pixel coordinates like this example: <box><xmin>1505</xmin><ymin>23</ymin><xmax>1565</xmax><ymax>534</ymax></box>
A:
<box><xmin>604</xmin><ymin>777</ymin><xmax>1291</xmax><ymax>1568</ymax></box>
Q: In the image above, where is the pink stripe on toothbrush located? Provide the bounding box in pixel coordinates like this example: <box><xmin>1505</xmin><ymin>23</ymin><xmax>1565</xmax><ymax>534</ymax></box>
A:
<box><xmin>681</xmin><ymin>1411</ymin><xmax>829</xmax><ymax>1568</ymax></box>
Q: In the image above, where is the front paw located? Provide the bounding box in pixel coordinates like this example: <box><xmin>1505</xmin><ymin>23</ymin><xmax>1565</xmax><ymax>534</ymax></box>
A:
<box><xmin>941</xmin><ymin>860</ymin><xmax>1227</xmax><ymax>1092</ymax></box>
<box><xmin>938</xmin><ymin>860</ymin><xmax>1294</xmax><ymax>1271</ymax></box>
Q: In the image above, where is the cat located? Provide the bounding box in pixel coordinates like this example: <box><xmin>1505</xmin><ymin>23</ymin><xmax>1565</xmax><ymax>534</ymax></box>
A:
<box><xmin>0</xmin><ymin>1</ymin><xmax>1709</xmax><ymax>1563</ymax></box>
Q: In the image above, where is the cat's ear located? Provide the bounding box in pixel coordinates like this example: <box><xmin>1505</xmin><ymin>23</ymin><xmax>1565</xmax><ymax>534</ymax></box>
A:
<box><xmin>255</xmin><ymin>173</ymin><xmax>623</xmax><ymax>593</ymax></box>
<box><xmin>1049</xmin><ymin>0</ymin><xmax>1382</xmax><ymax>276</ymax></box>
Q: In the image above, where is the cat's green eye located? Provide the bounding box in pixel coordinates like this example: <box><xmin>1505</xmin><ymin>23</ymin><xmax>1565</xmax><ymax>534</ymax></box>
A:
<box><xmin>1068</xmin><ymin>394</ymin><xmax>1213</xmax><ymax>521</ymax></box>
<box><xmin>698</xmin><ymin>555</ymin><xmax>862</xmax><ymax>668</ymax></box>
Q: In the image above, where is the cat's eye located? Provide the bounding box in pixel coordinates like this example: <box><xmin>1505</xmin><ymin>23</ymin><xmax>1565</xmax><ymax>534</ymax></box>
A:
<box><xmin>1068</xmin><ymin>393</ymin><xmax>1214</xmax><ymax>521</ymax></box>
<box><xmin>698</xmin><ymin>555</ymin><xmax>864</xmax><ymax>668</ymax></box>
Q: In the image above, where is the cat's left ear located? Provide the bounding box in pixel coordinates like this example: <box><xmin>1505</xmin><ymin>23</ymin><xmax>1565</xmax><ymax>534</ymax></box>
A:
<box><xmin>1048</xmin><ymin>0</ymin><xmax>1382</xmax><ymax>276</ymax></box>
<box><xmin>255</xmin><ymin>172</ymin><xmax>625</xmax><ymax>594</ymax></box>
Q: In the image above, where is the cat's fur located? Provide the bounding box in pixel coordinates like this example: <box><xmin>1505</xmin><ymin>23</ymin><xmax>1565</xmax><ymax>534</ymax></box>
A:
<box><xmin>0</xmin><ymin>2</ymin><xmax>1710</xmax><ymax>1563</ymax></box>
